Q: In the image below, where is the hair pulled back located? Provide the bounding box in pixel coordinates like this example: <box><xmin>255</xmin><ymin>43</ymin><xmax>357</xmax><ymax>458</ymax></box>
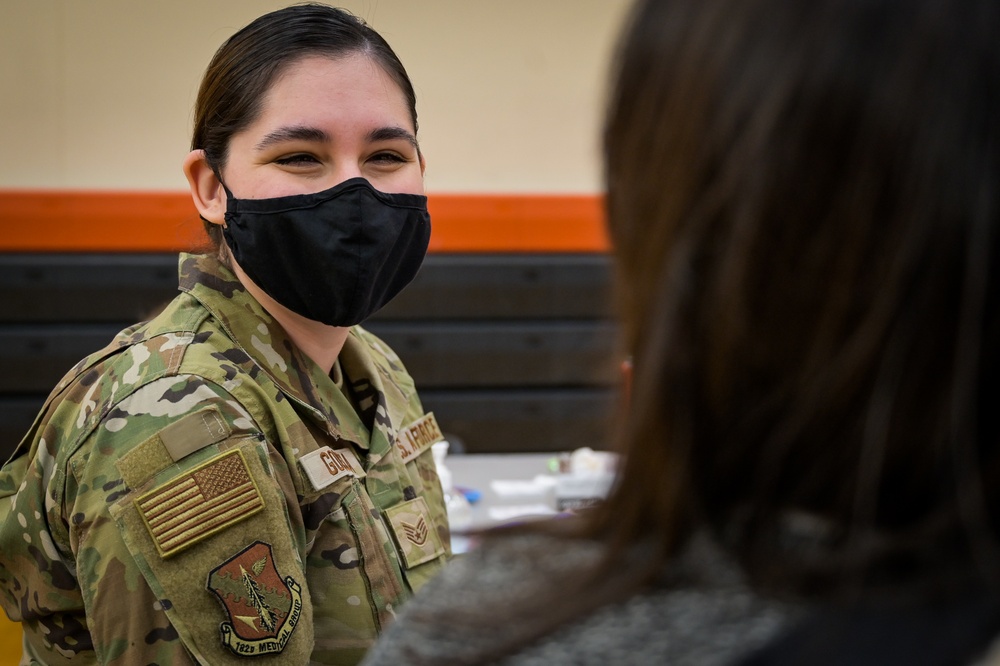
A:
<box><xmin>190</xmin><ymin>3</ymin><xmax>418</xmax><ymax>246</ymax></box>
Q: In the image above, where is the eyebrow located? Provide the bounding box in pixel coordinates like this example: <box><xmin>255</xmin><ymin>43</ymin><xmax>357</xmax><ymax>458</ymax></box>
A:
<box><xmin>367</xmin><ymin>126</ymin><xmax>419</xmax><ymax>149</ymax></box>
<box><xmin>254</xmin><ymin>124</ymin><xmax>419</xmax><ymax>152</ymax></box>
<box><xmin>255</xmin><ymin>125</ymin><xmax>330</xmax><ymax>151</ymax></box>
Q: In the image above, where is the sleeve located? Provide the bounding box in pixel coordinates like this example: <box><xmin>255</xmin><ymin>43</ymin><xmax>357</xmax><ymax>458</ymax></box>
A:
<box><xmin>68</xmin><ymin>374</ymin><xmax>314</xmax><ymax>665</ymax></box>
<box><xmin>1</xmin><ymin>430</ymin><xmax>116</xmax><ymax>665</ymax></box>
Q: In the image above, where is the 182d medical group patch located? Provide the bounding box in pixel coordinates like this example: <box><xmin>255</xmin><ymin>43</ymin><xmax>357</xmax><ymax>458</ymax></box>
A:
<box><xmin>207</xmin><ymin>541</ymin><xmax>303</xmax><ymax>656</ymax></box>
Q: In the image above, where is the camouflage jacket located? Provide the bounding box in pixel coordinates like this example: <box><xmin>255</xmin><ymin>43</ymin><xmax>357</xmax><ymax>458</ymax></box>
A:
<box><xmin>0</xmin><ymin>253</ymin><xmax>450</xmax><ymax>665</ymax></box>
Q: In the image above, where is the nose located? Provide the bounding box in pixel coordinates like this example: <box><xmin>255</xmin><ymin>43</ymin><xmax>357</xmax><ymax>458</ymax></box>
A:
<box><xmin>329</xmin><ymin>163</ymin><xmax>365</xmax><ymax>188</ymax></box>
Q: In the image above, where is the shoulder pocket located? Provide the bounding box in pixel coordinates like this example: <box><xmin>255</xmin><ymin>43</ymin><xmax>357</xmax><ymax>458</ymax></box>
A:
<box><xmin>108</xmin><ymin>435</ymin><xmax>314</xmax><ymax>665</ymax></box>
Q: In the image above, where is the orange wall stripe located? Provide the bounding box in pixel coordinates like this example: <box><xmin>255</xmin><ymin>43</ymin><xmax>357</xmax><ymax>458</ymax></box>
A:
<box><xmin>0</xmin><ymin>190</ymin><xmax>609</xmax><ymax>253</ymax></box>
<box><xmin>0</xmin><ymin>191</ymin><xmax>206</xmax><ymax>253</ymax></box>
<box><xmin>427</xmin><ymin>194</ymin><xmax>608</xmax><ymax>253</ymax></box>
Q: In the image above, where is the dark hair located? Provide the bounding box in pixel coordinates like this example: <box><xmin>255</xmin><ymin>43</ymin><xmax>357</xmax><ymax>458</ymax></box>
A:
<box><xmin>191</xmin><ymin>3</ymin><xmax>418</xmax><ymax>247</ymax></box>
<box><xmin>601</xmin><ymin>0</ymin><xmax>1000</xmax><ymax>596</ymax></box>
<box><xmin>407</xmin><ymin>0</ymin><xmax>1000</xmax><ymax>662</ymax></box>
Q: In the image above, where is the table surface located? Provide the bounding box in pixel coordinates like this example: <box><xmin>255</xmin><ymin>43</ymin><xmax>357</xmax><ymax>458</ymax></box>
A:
<box><xmin>445</xmin><ymin>452</ymin><xmax>561</xmax><ymax>531</ymax></box>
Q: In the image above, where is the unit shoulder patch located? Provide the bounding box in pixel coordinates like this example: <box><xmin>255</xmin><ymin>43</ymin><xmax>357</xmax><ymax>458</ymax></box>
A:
<box><xmin>135</xmin><ymin>448</ymin><xmax>264</xmax><ymax>558</ymax></box>
<box><xmin>207</xmin><ymin>541</ymin><xmax>303</xmax><ymax>656</ymax></box>
<box><xmin>394</xmin><ymin>412</ymin><xmax>444</xmax><ymax>464</ymax></box>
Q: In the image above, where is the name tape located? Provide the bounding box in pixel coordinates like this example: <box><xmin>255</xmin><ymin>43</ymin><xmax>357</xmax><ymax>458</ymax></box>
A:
<box><xmin>299</xmin><ymin>447</ymin><xmax>365</xmax><ymax>492</ymax></box>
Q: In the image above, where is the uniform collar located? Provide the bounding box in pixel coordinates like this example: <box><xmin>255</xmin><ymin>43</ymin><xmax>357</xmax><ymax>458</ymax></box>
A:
<box><xmin>177</xmin><ymin>253</ymin><xmax>409</xmax><ymax>456</ymax></box>
<box><xmin>337</xmin><ymin>327</ymin><xmax>414</xmax><ymax>464</ymax></box>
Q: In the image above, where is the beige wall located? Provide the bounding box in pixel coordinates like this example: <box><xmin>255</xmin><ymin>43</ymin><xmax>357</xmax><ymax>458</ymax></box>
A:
<box><xmin>0</xmin><ymin>0</ymin><xmax>632</xmax><ymax>194</ymax></box>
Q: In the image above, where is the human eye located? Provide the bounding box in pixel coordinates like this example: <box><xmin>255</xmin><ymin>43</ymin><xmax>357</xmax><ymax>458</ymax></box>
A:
<box><xmin>274</xmin><ymin>153</ymin><xmax>321</xmax><ymax>166</ymax></box>
<box><xmin>368</xmin><ymin>151</ymin><xmax>408</xmax><ymax>166</ymax></box>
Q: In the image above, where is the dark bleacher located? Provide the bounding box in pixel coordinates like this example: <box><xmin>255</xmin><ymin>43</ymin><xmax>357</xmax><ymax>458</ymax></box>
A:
<box><xmin>0</xmin><ymin>253</ymin><xmax>619</xmax><ymax>459</ymax></box>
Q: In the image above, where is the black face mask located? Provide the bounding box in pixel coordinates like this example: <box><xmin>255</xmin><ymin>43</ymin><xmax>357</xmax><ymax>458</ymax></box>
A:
<box><xmin>221</xmin><ymin>177</ymin><xmax>430</xmax><ymax>326</ymax></box>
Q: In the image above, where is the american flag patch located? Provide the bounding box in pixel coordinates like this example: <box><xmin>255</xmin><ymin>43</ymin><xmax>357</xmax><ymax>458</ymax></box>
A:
<box><xmin>136</xmin><ymin>448</ymin><xmax>264</xmax><ymax>559</ymax></box>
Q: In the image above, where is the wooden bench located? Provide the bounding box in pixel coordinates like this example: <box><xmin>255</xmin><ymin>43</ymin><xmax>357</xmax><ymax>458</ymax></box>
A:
<box><xmin>0</xmin><ymin>253</ymin><xmax>619</xmax><ymax>459</ymax></box>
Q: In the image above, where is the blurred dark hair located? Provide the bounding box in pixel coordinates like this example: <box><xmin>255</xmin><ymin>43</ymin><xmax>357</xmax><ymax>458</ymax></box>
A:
<box><xmin>190</xmin><ymin>3</ymin><xmax>418</xmax><ymax>248</ymax></box>
<box><xmin>394</xmin><ymin>0</ymin><xmax>1000</xmax><ymax>662</ymax></box>
<box><xmin>602</xmin><ymin>0</ymin><xmax>1000</xmax><ymax>596</ymax></box>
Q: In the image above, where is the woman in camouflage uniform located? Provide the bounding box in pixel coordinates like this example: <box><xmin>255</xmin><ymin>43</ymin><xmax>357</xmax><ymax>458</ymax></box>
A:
<box><xmin>0</xmin><ymin>5</ymin><xmax>450</xmax><ymax>664</ymax></box>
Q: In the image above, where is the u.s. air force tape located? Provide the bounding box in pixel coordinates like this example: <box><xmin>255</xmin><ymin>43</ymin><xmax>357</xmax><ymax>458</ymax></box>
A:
<box><xmin>394</xmin><ymin>412</ymin><xmax>444</xmax><ymax>464</ymax></box>
<box><xmin>298</xmin><ymin>447</ymin><xmax>366</xmax><ymax>492</ymax></box>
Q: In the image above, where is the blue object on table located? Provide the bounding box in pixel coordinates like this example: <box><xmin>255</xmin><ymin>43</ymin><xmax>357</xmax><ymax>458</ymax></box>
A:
<box><xmin>455</xmin><ymin>485</ymin><xmax>482</xmax><ymax>504</ymax></box>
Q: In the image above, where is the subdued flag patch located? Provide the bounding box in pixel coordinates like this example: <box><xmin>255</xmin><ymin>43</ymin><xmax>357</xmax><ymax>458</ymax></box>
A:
<box><xmin>135</xmin><ymin>448</ymin><xmax>264</xmax><ymax>558</ymax></box>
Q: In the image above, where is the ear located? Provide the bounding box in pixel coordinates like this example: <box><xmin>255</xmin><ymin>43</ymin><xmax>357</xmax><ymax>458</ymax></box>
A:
<box><xmin>418</xmin><ymin>151</ymin><xmax>427</xmax><ymax>178</ymax></box>
<box><xmin>183</xmin><ymin>150</ymin><xmax>226</xmax><ymax>225</ymax></box>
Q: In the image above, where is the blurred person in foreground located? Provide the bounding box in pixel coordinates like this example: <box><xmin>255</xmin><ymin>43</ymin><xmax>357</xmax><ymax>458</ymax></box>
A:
<box><xmin>361</xmin><ymin>0</ymin><xmax>1000</xmax><ymax>663</ymax></box>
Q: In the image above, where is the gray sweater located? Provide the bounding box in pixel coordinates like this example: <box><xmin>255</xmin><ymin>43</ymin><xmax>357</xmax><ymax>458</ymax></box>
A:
<box><xmin>361</xmin><ymin>532</ymin><xmax>795</xmax><ymax>665</ymax></box>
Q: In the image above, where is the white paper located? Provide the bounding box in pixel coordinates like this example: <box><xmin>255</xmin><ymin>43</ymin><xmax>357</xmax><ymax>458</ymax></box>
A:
<box><xmin>487</xmin><ymin>504</ymin><xmax>557</xmax><ymax>521</ymax></box>
<box><xmin>489</xmin><ymin>475</ymin><xmax>557</xmax><ymax>496</ymax></box>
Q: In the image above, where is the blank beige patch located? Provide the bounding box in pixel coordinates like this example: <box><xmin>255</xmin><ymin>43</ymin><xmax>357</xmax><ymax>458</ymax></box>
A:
<box><xmin>159</xmin><ymin>406</ymin><xmax>232</xmax><ymax>462</ymax></box>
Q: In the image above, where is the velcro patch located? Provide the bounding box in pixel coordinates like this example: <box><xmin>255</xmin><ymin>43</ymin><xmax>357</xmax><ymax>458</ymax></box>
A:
<box><xmin>116</xmin><ymin>434</ymin><xmax>174</xmax><ymax>490</ymax></box>
<box><xmin>136</xmin><ymin>448</ymin><xmax>264</xmax><ymax>558</ymax></box>
<box><xmin>298</xmin><ymin>447</ymin><xmax>366</xmax><ymax>492</ymax></box>
<box><xmin>394</xmin><ymin>412</ymin><xmax>444</xmax><ymax>464</ymax></box>
<box><xmin>208</xmin><ymin>541</ymin><xmax>303</xmax><ymax>656</ymax></box>
<box><xmin>384</xmin><ymin>497</ymin><xmax>446</xmax><ymax>569</ymax></box>
<box><xmin>158</xmin><ymin>406</ymin><xmax>232</xmax><ymax>462</ymax></box>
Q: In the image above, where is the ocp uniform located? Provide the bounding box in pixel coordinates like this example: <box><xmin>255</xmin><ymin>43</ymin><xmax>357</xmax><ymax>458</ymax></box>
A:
<box><xmin>0</xmin><ymin>253</ymin><xmax>450</xmax><ymax>665</ymax></box>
